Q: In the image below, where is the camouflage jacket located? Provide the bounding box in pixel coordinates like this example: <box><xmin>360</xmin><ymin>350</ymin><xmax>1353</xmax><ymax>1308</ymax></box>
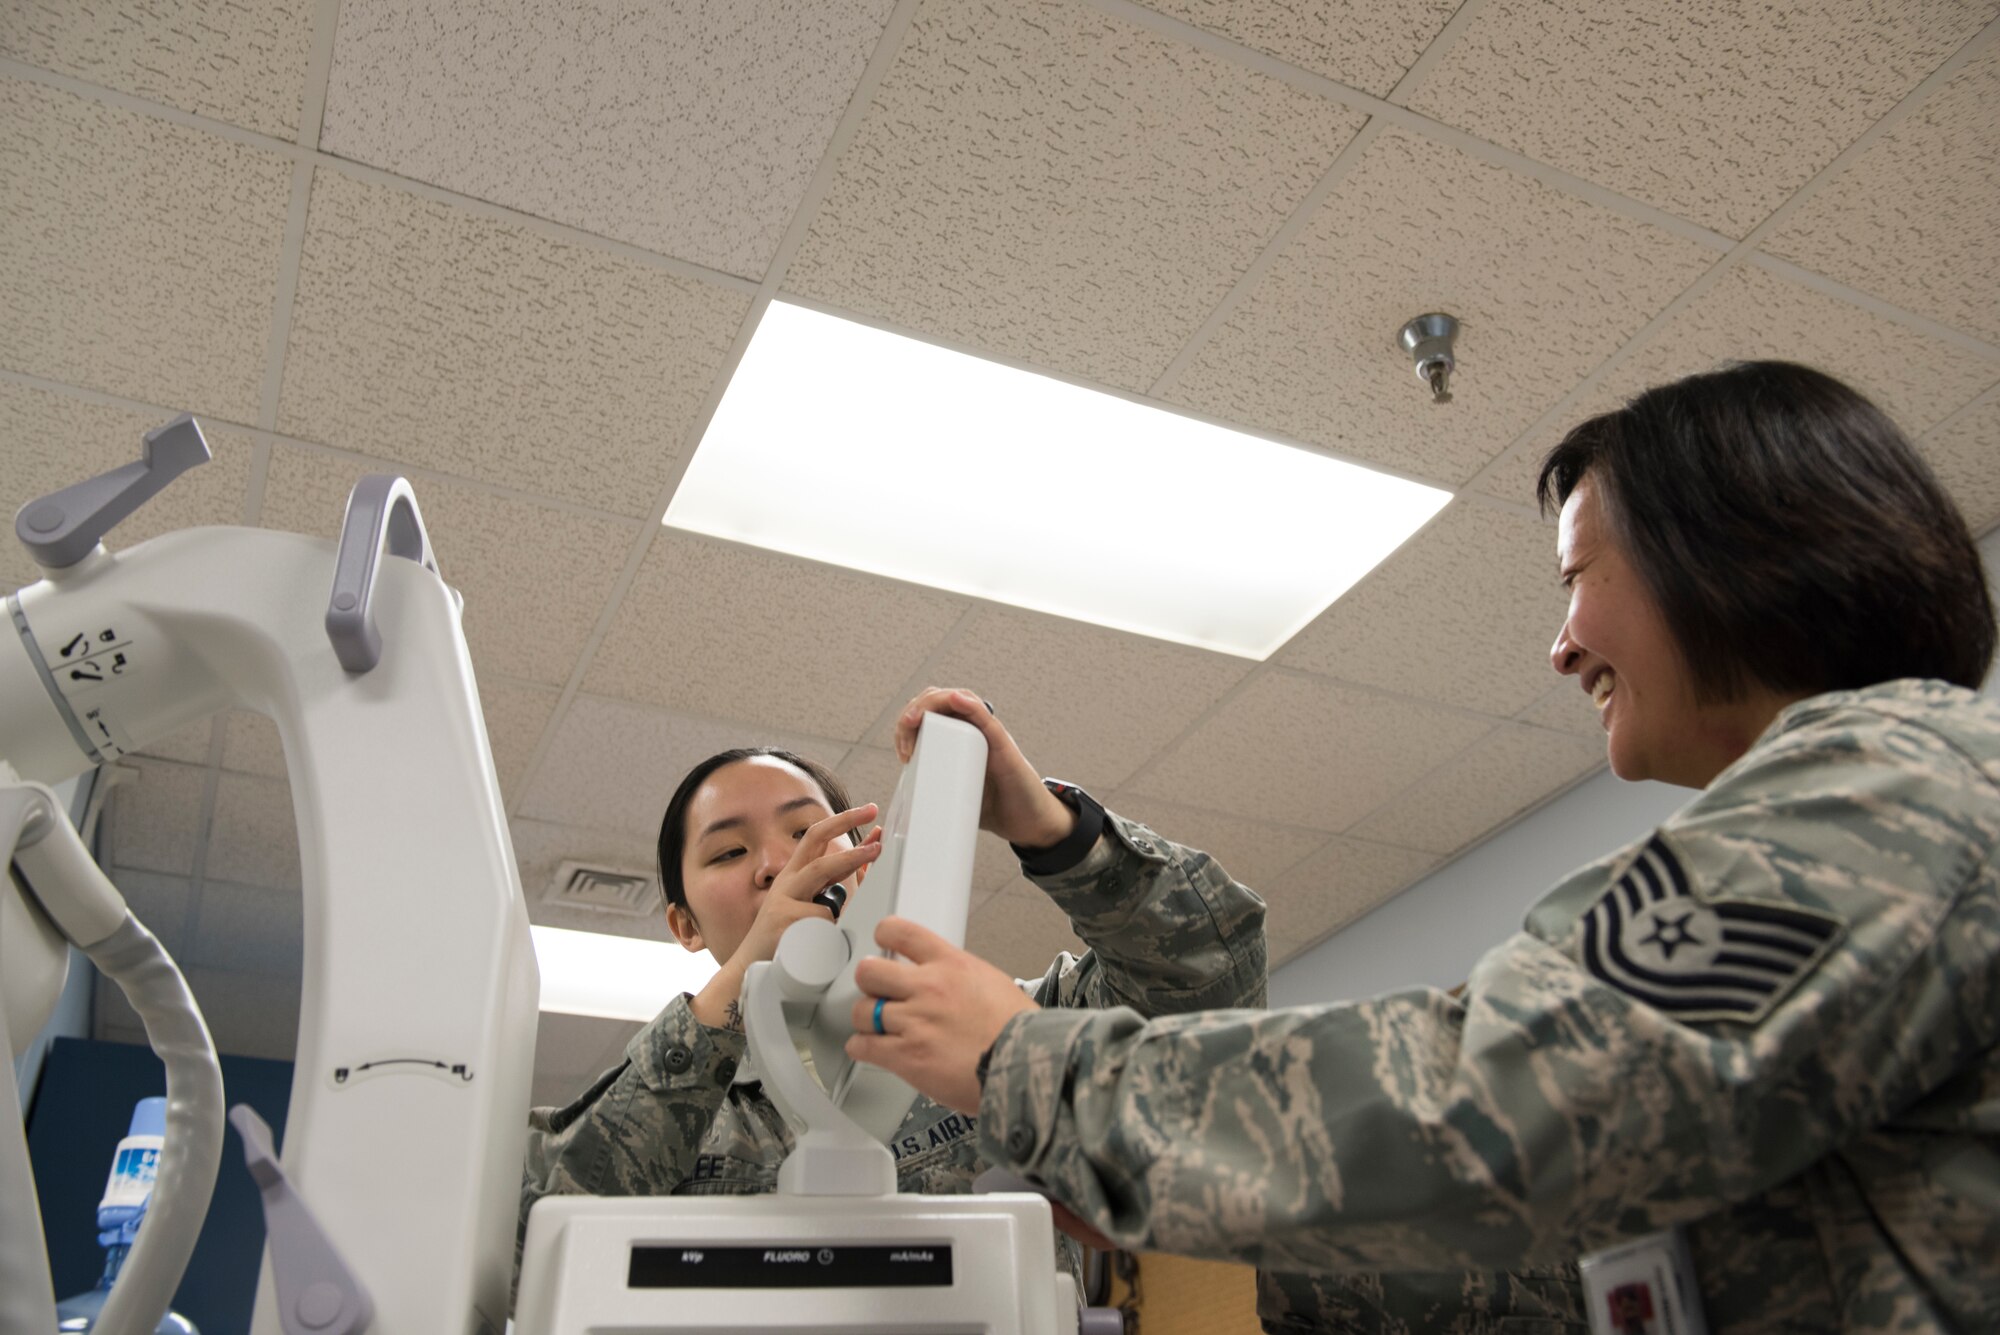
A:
<box><xmin>518</xmin><ymin>810</ymin><xmax>1268</xmax><ymax>1297</ymax></box>
<box><xmin>979</xmin><ymin>681</ymin><xmax>2000</xmax><ymax>1334</ymax></box>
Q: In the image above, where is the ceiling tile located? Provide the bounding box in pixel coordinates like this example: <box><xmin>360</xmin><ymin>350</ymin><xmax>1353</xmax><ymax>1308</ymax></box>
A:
<box><xmin>1477</xmin><ymin>263</ymin><xmax>2000</xmax><ymax>503</ymax></box>
<box><xmin>1513</xmin><ymin>679</ymin><xmax>1606</xmax><ymax>739</ymax></box>
<box><xmin>1136</xmin><ymin>0</ymin><xmax>1461</xmax><ymax>96</ymax></box>
<box><xmin>0</xmin><ymin>79</ymin><xmax>293</xmax><ymax>421</ymax></box>
<box><xmin>586</xmin><ymin>530</ymin><xmax>966</xmax><ymax>742</ymax></box>
<box><xmin>0</xmin><ymin>379</ymin><xmax>259</xmax><ymax>591</ymax></box>
<box><xmin>1126</xmin><ymin>670</ymin><xmax>1494</xmax><ymax>830</ymax></box>
<box><xmin>1924</xmin><ymin>395</ymin><xmax>2000</xmax><ymax>532</ymax></box>
<box><xmin>221</xmin><ymin>709</ymin><xmax>286</xmax><ymax>778</ymax></box>
<box><xmin>1765</xmin><ymin>44</ymin><xmax>2000</xmax><ymax>346</ymax></box>
<box><xmin>1165</xmin><ymin>129</ymin><xmax>1716</xmax><ymax>485</ymax></box>
<box><xmin>187</xmin><ymin>880</ymin><xmax>304</xmax><ymax>976</ymax></box>
<box><xmin>782</xmin><ymin>0</ymin><xmax>1364</xmax><ymax>392</ymax></box>
<box><xmin>967</xmin><ymin>837</ymin><xmax>1023</xmax><ymax>915</ymax></box>
<box><xmin>869</xmin><ymin>609</ymin><xmax>1252</xmax><ymax>790</ymax></box>
<box><xmin>517</xmin><ymin>694</ymin><xmax>845</xmax><ymax>838</ymax></box>
<box><xmin>0</xmin><ymin>0</ymin><xmax>314</xmax><ymax>139</ymax></box>
<box><xmin>276</xmin><ymin>168</ymin><xmax>752</xmax><ymax>515</ymax></box>
<box><xmin>1104</xmin><ymin>794</ymin><xmax>1327</xmax><ymax>898</ymax></box>
<box><xmin>1472</xmin><ymin>437</ymin><xmax>1556</xmax><ymax>511</ymax></box>
<box><xmin>1261</xmin><ymin>834</ymin><xmax>1436</xmax><ymax>957</ymax></box>
<box><xmin>102</xmin><ymin>961</ymin><xmax>303</xmax><ymax>1060</ymax></box>
<box><xmin>1406</xmin><ymin>0</ymin><xmax>1995</xmax><ymax>237</ymax></box>
<box><xmin>206</xmin><ymin>772</ymin><xmax>300</xmax><ymax>891</ymax></box>
<box><xmin>106</xmin><ymin>757</ymin><xmax>206</xmax><ymax>876</ymax></box>
<box><xmin>322</xmin><ymin>0</ymin><xmax>897</xmax><ymax>277</ymax></box>
<box><xmin>511</xmin><ymin>816</ymin><xmax>675</xmax><ymax>941</ymax></box>
<box><xmin>1277</xmin><ymin>501</ymin><xmax>1566</xmax><ymax>716</ymax></box>
<box><xmin>108</xmin><ymin>869</ymin><xmax>193</xmax><ymax>957</ymax></box>
<box><xmin>964</xmin><ymin>880</ymin><xmax>1083</xmax><ymax>983</ymax></box>
<box><xmin>259</xmin><ymin>444</ymin><xmax>639</xmax><ymax>686</ymax></box>
<box><xmin>480</xmin><ymin>678</ymin><xmax>562</xmax><ymax>802</ymax></box>
<box><xmin>182</xmin><ymin>965</ymin><xmax>301</xmax><ymax>1060</ymax></box>
<box><xmin>1349</xmin><ymin>723</ymin><xmax>1602</xmax><ymax>855</ymax></box>
<box><xmin>833</xmin><ymin>745</ymin><xmax>903</xmax><ymax>812</ymax></box>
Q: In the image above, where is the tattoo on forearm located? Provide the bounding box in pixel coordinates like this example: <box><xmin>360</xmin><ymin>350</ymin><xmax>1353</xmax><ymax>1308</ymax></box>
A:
<box><xmin>723</xmin><ymin>999</ymin><xmax>744</xmax><ymax>1033</ymax></box>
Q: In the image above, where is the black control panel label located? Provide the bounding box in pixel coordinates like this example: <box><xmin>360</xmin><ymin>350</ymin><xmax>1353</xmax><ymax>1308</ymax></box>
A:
<box><xmin>629</xmin><ymin>1243</ymin><xmax>953</xmax><ymax>1289</ymax></box>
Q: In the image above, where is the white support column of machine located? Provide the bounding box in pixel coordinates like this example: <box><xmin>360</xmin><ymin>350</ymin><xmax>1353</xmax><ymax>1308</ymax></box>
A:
<box><xmin>1</xmin><ymin>418</ymin><xmax>537</xmax><ymax>1335</ymax></box>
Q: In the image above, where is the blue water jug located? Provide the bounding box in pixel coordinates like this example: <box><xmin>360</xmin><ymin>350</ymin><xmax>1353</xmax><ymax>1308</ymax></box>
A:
<box><xmin>53</xmin><ymin>1097</ymin><xmax>198</xmax><ymax>1333</ymax></box>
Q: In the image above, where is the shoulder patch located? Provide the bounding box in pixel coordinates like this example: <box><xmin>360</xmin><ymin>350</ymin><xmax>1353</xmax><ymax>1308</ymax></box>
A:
<box><xmin>1579</xmin><ymin>833</ymin><xmax>1843</xmax><ymax>1025</ymax></box>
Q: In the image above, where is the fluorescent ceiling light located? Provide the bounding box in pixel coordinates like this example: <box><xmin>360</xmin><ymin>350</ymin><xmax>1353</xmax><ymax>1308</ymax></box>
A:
<box><xmin>532</xmin><ymin>925</ymin><xmax>717</xmax><ymax>1022</ymax></box>
<box><xmin>667</xmin><ymin>301</ymin><xmax>1451</xmax><ymax>660</ymax></box>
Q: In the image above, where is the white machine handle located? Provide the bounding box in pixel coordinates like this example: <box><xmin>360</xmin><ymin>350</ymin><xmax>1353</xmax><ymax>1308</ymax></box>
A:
<box><xmin>231</xmin><ymin>1104</ymin><xmax>374</xmax><ymax>1335</ymax></box>
<box><xmin>14</xmin><ymin>416</ymin><xmax>210</xmax><ymax>571</ymax></box>
<box><xmin>325</xmin><ymin>474</ymin><xmax>439</xmax><ymax>674</ymax></box>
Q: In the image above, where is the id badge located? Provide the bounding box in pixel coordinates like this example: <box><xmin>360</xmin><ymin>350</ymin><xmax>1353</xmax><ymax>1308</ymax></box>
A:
<box><xmin>1578</xmin><ymin>1227</ymin><xmax>1710</xmax><ymax>1335</ymax></box>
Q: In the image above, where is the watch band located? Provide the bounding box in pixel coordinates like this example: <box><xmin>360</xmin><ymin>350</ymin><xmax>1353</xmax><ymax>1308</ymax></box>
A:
<box><xmin>1010</xmin><ymin>779</ymin><xmax>1105</xmax><ymax>876</ymax></box>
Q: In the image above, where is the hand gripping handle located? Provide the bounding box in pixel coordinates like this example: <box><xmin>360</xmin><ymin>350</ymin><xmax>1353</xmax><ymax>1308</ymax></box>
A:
<box><xmin>324</xmin><ymin>475</ymin><xmax>439</xmax><ymax>674</ymax></box>
<box><xmin>14</xmin><ymin>415</ymin><xmax>211</xmax><ymax>569</ymax></box>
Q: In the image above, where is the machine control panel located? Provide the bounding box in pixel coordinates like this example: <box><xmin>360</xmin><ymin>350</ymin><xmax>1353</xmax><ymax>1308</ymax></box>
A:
<box><xmin>630</xmin><ymin>1243</ymin><xmax>954</xmax><ymax>1289</ymax></box>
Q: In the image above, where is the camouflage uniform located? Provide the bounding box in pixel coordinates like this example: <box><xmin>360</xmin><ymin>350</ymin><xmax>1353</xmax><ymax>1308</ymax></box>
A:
<box><xmin>517</xmin><ymin>810</ymin><xmax>1268</xmax><ymax>1300</ymax></box>
<box><xmin>979</xmin><ymin>681</ymin><xmax>2000</xmax><ymax>1334</ymax></box>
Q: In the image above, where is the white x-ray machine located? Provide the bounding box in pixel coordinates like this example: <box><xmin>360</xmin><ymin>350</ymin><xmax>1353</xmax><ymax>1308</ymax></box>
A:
<box><xmin>2</xmin><ymin>417</ymin><xmax>1076</xmax><ymax>1334</ymax></box>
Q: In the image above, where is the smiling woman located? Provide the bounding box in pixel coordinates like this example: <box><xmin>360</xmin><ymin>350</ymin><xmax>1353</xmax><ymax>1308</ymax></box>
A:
<box><xmin>1542</xmin><ymin>360</ymin><xmax>1995</xmax><ymax>787</ymax></box>
<box><xmin>847</xmin><ymin>362</ymin><xmax>2000</xmax><ymax>1335</ymax></box>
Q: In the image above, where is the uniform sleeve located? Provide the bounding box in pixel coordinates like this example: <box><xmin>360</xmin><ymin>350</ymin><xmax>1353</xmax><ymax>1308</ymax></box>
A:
<box><xmin>1017</xmin><ymin>809</ymin><xmax>1268</xmax><ymax>1017</ymax></box>
<box><xmin>515</xmin><ymin>993</ymin><xmax>746</xmax><ymax>1289</ymax></box>
<box><xmin>976</xmin><ymin>705</ymin><xmax>2000</xmax><ymax>1274</ymax></box>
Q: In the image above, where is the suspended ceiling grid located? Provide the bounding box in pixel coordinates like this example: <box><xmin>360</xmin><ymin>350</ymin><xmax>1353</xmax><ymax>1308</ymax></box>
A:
<box><xmin>1</xmin><ymin>1</ymin><xmax>1995</xmax><ymax>1099</ymax></box>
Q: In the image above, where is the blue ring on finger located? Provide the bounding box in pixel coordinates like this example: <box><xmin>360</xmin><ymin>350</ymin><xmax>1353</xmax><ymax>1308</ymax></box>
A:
<box><xmin>872</xmin><ymin>997</ymin><xmax>888</xmax><ymax>1036</ymax></box>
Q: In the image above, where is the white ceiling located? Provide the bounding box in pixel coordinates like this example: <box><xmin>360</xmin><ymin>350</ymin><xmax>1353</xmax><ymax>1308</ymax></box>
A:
<box><xmin>3</xmin><ymin>1</ymin><xmax>1995</xmax><ymax>1106</ymax></box>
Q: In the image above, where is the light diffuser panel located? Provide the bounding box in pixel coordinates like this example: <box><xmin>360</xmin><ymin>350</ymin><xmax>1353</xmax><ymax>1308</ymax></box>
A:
<box><xmin>532</xmin><ymin>925</ymin><xmax>718</xmax><ymax>1022</ymax></box>
<box><xmin>667</xmin><ymin>302</ymin><xmax>1450</xmax><ymax>659</ymax></box>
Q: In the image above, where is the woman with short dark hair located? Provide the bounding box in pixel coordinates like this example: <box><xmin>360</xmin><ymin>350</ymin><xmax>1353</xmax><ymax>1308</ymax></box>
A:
<box><xmin>1539</xmin><ymin>360</ymin><xmax>1993</xmax><ymax>704</ymax></box>
<box><xmin>850</xmin><ymin>362</ymin><xmax>2000</xmax><ymax>1333</ymax></box>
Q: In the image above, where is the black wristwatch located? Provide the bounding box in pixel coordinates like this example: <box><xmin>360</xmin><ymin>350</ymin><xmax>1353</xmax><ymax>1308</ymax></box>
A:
<box><xmin>1010</xmin><ymin>779</ymin><xmax>1106</xmax><ymax>876</ymax></box>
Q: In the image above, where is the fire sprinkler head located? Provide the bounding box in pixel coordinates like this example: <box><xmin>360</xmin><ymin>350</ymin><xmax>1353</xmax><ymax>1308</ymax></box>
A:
<box><xmin>1398</xmin><ymin>313</ymin><xmax>1460</xmax><ymax>405</ymax></box>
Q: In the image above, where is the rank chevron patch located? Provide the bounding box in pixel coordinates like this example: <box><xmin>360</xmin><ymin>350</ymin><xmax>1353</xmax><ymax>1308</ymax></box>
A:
<box><xmin>1580</xmin><ymin>833</ymin><xmax>1844</xmax><ymax>1025</ymax></box>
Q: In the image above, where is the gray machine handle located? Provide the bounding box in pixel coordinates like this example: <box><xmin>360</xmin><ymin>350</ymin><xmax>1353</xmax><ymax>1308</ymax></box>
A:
<box><xmin>230</xmin><ymin>1104</ymin><xmax>375</xmax><ymax>1335</ymax></box>
<box><xmin>324</xmin><ymin>475</ymin><xmax>438</xmax><ymax>674</ymax></box>
<box><xmin>14</xmin><ymin>415</ymin><xmax>211</xmax><ymax>569</ymax></box>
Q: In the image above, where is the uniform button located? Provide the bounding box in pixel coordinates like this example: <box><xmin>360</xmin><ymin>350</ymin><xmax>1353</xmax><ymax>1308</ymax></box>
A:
<box><xmin>1006</xmin><ymin>1125</ymin><xmax>1035</xmax><ymax>1158</ymax></box>
<box><xmin>663</xmin><ymin>1044</ymin><xmax>694</xmax><ymax>1073</ymax></box>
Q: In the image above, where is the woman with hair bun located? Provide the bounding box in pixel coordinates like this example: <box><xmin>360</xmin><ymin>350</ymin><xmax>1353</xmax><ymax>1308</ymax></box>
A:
<box><xmin>516</xmin><ymin>705</ymin><xmax>1268</xmax><ymax>1305</ymax></box>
